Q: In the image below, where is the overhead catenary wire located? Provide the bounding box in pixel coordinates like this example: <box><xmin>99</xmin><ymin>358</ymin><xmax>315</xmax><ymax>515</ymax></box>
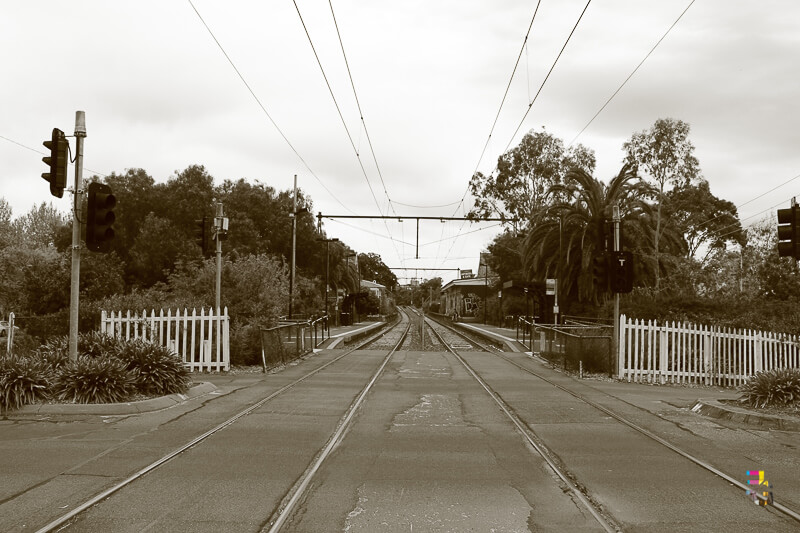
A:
<box><xmin>186</xmin><ymin>0</ymin><xmax>353</xmax><ymax>214</ymax></box>
<box><xmin>328</xmin><ymin>0</ymin><xmax>396</xmax><ymax>217</ymax></box>
<box><xmin>568</xmin><ymin>0</ymin><xmax>696</xmax><ymax>146</ymax></box>
<box><xmin>450</xmin><ymin>0</ymin><xmax>545</xmax><ymax>220</ymax></box>
<box><xmin>502</xmin><ymin>0</ymin><xmax>593</xmax><ymax>154</ymax></box>
<box><xmin>443</xmin><ymin>0</ymin><xmax>591</xmax><ymax>267</ymax></box>
<box><xmin>1</xmin><ymin>134</ymin><xmax>107</xmax><ymax>178</ymax></box>
<box><xmin>291</xmin><ymin>0</ymin><xmax>405</xmax><ymax>266</ymax></box>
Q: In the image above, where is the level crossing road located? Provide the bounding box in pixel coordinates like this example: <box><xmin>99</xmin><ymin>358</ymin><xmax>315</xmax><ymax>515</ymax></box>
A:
<box><xmin>2</xmin><ymin>308</ymin><xmax>798</xmax><ymax>531</ymax></box>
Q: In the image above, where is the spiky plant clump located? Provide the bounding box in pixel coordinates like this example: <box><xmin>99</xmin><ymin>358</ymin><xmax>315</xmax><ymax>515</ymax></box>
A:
<box><xmin>115</xmin><ymin>340</ymin><xmax>190</xmax><ymax>396</ymax></box>
<box><xmin>739</xmin><ymin>368</ymin><xmax>800</xmax><ymax>408</ymax></box>
<box><xmin>0</xmin><ymin>356</ymin><xmax>49</xmax><ymax>411</ymax></box>
<box><xmin>78</xmin><ymin>331</ymin><xmax>122</xmax><ymax>359</ymax></box>
<box><xmin>35</xmin><ymin>332</ymin><xmax>121</xmax><ymax>364</ymax></box>
<box><xmin>52</xmin><ymin>356</ymin><xmax>135</xmax><ymax>404</ymax></box>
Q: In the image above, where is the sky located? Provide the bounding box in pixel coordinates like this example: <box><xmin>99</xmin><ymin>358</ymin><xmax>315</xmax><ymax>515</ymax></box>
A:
<box><xmin>2</xmin><ymin>0</ymin><xmax>799</xmax><ymax>286</ymax></box>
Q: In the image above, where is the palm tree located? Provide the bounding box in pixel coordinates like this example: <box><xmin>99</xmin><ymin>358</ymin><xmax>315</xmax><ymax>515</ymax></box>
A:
<box><xmin>523</xmin><ymin>164</ymin><xmax>676</xmax><ymax>306</ymax></box>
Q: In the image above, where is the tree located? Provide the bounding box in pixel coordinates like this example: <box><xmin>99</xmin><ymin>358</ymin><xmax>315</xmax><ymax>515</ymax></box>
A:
<box><xmin>486</xmin><ymin>231</ymin><xmax>525</xmax><ymax>284</ymax></box>
<box><xmin>623</xmin><ymin>118</ymin><xmax>701</xmax><ymax>290</ymax></box>
<box><xmin>663</xmin><ymin>179</ymin><xmax>744</xmax><ymax>263</ymax></box>
<box><xmin>128</xmin><ymin>213</ymin><xmax>199</xmax><ymax>287</ymax></box>
<box><xmin>523</xmin><ymin>164</ymin><xmax>667</xmax><ymax>306</ymax></box>
<box><xmin>156</xmin><ymin>165</ymin><xmax>216</xmax><ymax>238</ymax></box>
<box><xmin>357</xmin><ymin>252</ymin><xmax>397</xmax><ymax>291</ymax></box>
<box><xmin>99</xmin><ymin>168</ymin><xmax>157</xmax><ymax>263</ymax></box>
<box><xmin>11</xmin><ymin>202</ymin><xmax>67</xmax><ymax>248</ymax></box>
<box><xmin>0</xmin><ymin>198</ymin><xmax>13</xmax><ymax>249</ymax></box>
<box><xmin>469</xmin><ymin>128</ymin><xmax>595</xmax><ymax>230</ymax></box>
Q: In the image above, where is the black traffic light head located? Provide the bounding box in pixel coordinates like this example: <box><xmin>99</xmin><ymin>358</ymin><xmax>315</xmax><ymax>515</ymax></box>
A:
<box><xmin>42</xmin><ymin>128</ymin><xmax>69</xmax><ymax>198</ymax></box>
<box><xmin>592</xmin><ymin>252</ymin><xmax>609</xmax><ymax>291</ymax></box>
<box><xmin>777</xmin><ymin>205</ymin><xmax>800</xmax><ymax>258</ymax></box>
<box><xmin>86</xmin><ymin>182</ymin><xmax>116</xmax><ymax>253</ymax></box>
<box><xmin>610</xmin><ymin>251</ymin><xmax>634</xmax><ymax>293</ymax></box>
<box><xmin>194</xmin><ymin>216</ymin><xmax>212</xmax><ymax>257</ymax></box>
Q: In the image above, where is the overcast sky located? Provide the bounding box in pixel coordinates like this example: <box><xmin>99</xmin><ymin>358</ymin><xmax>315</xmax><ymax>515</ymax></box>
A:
<box><xmin>2</xmin><ymin>1</ymin><xmax>798</xmax><ymax>285</ymax></box>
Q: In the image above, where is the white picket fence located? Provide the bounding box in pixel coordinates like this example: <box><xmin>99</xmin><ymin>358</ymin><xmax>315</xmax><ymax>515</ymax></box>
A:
<box><xmin>618</xmin><ymin>314</ymin><xmax>800</xmax><ymax>386</ymax></box>
<box><xmin>100</xmin><ymin>307</ymin><xmax>230</xmax><ymax>372</ymax></box>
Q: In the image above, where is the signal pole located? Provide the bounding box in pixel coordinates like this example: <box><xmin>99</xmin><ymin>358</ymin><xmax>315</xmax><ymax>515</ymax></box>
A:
<box><xmin>612</xmin><ymin>204</ymin><xmax>620</xmax><ymax>378</ymax></box>
<box><xmin>289</xmin><ymin>175</ymin><xmax>297</xmax><ymax>319</ymax></box>
<box><xmin>68</xmin><ymin>111</ymin><xmax>86</xmax><ymax>362</ymax></box>
<box><xmin>214</xmin><ymin>202</ymin><xmax>226</xmax><ymax>313</ymax></box>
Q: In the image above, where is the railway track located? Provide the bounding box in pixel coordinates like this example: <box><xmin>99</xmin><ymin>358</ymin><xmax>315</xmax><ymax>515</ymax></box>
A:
<box><xmin>422</xmin><ymin>310</ymin><xmax>800</xmax><ymax>529</ymax></box>
<box><xmin>22</xmin><ymin>307</ymin><xmax>800</xmax><ymax>531</ymax></box>
<box><xmin>32</xmin><ymin>315</ymin><xmax>407</xmax><ymax>533</ymax></box>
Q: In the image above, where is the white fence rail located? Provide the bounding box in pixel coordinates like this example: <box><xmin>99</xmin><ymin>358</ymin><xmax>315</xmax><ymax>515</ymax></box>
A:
<box><xmin>100</xmin><ymin>307</ymin><xmax>230</xmax><ymax>372</ymax></box>
<box><xmin>619</xmin><ymin>314</ymin><xmax>800</xmax><ymax>386</ymax></box>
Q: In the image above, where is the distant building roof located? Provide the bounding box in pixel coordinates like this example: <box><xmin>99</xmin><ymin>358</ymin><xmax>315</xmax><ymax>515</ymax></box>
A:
<box><xmin>441</xmin><ymin>278</ymin><xmax>490</xmax><ymax>292</ymax></box>
<box><xmin>361</xmin><ymin>280</ymin><xmax>386</xmax><ymax>290</ymax></box>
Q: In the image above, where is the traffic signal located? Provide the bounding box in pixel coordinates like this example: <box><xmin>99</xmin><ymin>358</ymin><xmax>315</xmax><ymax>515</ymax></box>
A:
<box><xmin>42</xmin><ymin>128</ymin><xmax>69</xmax><ymax>198</ymax></box>
<box><xmin>85</xmin><ymin>182</ymin><xmax>116</xmax><ymax>252</ymax></box>
<box><xmin>194</xmin><ymin>216</ymin><xmax>212</xmax><ymax>256</ymax></box>
<box><xmin>610</xmin><ymin>251</ymin><xmax>634</xmax><ymax>293</ymax></box>
<box><xmin>592</xmin><ymin>253</ymin><xmax>609</xmax><ymax>291</ymax></box>
<box><xmin>777</xmin><ymin>205</ymin><xmax>800</xmax><ymax>258</ymax></box>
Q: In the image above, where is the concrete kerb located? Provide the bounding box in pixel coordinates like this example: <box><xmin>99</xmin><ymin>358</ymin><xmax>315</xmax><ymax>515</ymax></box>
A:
<box><xmin>9</xmin><ymin>381</ymin><xmax>217</xmax><ymax>416</ymax></box>
<box><xmin>692</xmin><ymin>399</ymin><xmax>800</xmax><ymax>432</ymax></box>
<box><xmin>324</xmin><ymin>321</ymin><xmax>385</xmax><ymax>349</ymax></box>
<box><xmin>450</xmin><ymin>322</ymin><xmax>526</xmax><ymax>352</ymax></box>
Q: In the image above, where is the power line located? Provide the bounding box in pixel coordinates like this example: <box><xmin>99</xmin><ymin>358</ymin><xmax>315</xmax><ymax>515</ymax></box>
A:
<box><xmin>502</xmin><ymin>0</ymin><xmax>593</xmax><ymax>154</ymax></box>
<box><xmin>444</xmin><ymin>0</ymin><xmax>592</xmax><ymax>266</ymax></box>
<box><xmin>450</xmin><ymin>0</ymin><xmax>545</xmax><ymax>219</ymax></box>
<box><xmin>291</xmin><ymin>0</ymin><xmax>404</xmax><ymax>266</ymax></box>
<box><xmin>328</xmin><ymin>0</ymin><xmax>396</xmax><ymax>216</ymax></box>
<box><xmin>1</xmin><ymin>134</ymin><xmax>107</xmax><ymax>177</ymax></box>
<box><xmin>568</xmin><ymin>0</ymin><xmax>696</xmax><ymax>146</ymax></box>
<box><xmin>186</xmin><ymin>0</ymin><xmax>353</xmax><ymax>214</ymax></box>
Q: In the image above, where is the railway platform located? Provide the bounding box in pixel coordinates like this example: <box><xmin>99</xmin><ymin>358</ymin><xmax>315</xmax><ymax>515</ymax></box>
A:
<box><xmin>318</xmin><ymin>320</ymin><xmax>384</xmax><ymax>349</ymax></box>
<box><xmin>448</xmin><ymin>320</ymin><xmax>529</xmax><ymax>352</ymax></box>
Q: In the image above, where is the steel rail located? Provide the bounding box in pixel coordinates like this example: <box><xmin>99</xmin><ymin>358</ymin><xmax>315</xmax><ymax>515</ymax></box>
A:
<box><xmin>264</xmin><ymin>311</ymin><xmax>411</xmax><ymax>532</ymax></box>
<box><xmin>420</xmin><ymin>313</ymin><xmax>619</xmax><ymax>532</ymax></box>
<box><xmin>34</xmin><ymin>317</ymin><xmax>401</xmax><ymax>533</ymax></box>
<box><xmin>429</xmin><ymin>314</ymin><xmax>800</xmax><ymax>525</ymax></box>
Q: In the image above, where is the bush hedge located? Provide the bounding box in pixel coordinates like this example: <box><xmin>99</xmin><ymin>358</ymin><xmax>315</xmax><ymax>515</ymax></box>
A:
<box><xmin>739</xmin><ymin>368</ymin><xmax>800</xmax><ymax>408</ymax></box>
<box><xmin>0</xmin><ymin>332</ymin><xmax>191</xmax><ymax>412</ymax></box>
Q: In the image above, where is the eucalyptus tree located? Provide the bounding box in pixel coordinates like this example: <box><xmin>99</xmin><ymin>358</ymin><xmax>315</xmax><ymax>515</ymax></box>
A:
<box><xmin>468</xmin><ymin>128</ymin><xmax>595</xmax><ymax>231</ymax></box>
<box><xmin>623</xmin><ymin>118</ymin><xmax>700</xmax><ymax>289</ymax></box>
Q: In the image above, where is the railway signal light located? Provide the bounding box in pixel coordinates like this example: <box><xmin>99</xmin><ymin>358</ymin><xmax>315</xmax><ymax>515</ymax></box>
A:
<box><xmin>610</xmin><ymin>251</ymin><xmax>634</xmax><ymax>293</ymax></box>
<box><xmin>194</xmin><ymin>216</ymin><xmax>212</xmax><ymax>256</ymax></box>
<box><xmin>592</xmin><ymin>253</ymin><xmax>609</xmax><ymax>291</ymax></box>
<box><xmin>777</xmin><ymin>204</ymin><xmax>800</xmax><ymax>259</ymax></box>
<box><xmin>86</xmin><ymin>182</ymin><xmax>116</xmax><ymax>252</ymax></box>
<box><xmin>42</xmin><ymin>128</ymin><xmax>69</xmax><ymax>198</ymax></box>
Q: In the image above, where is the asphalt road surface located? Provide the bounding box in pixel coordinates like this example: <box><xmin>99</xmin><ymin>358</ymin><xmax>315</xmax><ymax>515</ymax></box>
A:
<box><xmin>2</xmin><ymin>318</ymin><xmax>798</xmax><ymax>532</ymax></box>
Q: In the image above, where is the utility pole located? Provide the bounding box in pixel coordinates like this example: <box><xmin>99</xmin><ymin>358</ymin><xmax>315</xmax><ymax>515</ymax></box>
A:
<box><xmin>68</xmin><ymin>111</ymin><xmax>86</xmax><ymax>362</ymax></box>
<box><xmin>612</xmin><ymin>204</ymin><xmax>621</xmax><ymax>378</ymax></box>
<box><xmin>214</xmin><ymin>202</ymin><xmax>228</xmax><ymax>313</ymax></box>
<box><xmin>318</xmin><ymin>237</ymin><xmax>339</xmax><ymax>321</ymax></box>
<box><xmin>289</xmin><ymin>175</ymin><xmax>297</xmax><ymax>319</ymax></box>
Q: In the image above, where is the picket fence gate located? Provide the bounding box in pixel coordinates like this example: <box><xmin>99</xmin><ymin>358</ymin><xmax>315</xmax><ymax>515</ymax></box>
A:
<box><xmin>100</xmin><ymin>307</ymin><xmax>230</xmax><ymax>372</ymax></box>
<box><xmin>618</xmin><ymin>314</ymin><xmax>800</xmax><ymax>386</ymax></box>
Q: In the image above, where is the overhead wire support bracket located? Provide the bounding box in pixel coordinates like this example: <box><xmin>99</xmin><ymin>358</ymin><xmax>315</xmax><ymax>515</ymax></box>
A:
<box><xmin>317</xmin><ymin>213</ymin><xmax>515</xmax><ymax>259</ymax></box>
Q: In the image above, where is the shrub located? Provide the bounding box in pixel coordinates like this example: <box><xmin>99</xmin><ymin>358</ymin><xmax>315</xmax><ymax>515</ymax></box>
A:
<box><xmin>115</xmin><ymin>340</ymin><xmax>190</xmax><ymax>395</ymax></box>
<box><xmin>35</xmin><ymin>331</ymin><xmax>121</xmax><ymax>365</ymax></box>
<box><xmin>0</xmin><ymin>356</ymin><xmax>49</xmax><ymax>411</ymax></box>
<box><xmin>230</xmin><ymin>322</ymin><xmax>263</xmax><ymax>366</ymax></box>
<box><xmin>52</xmin><ymin>356</ymin><xmax>135</xmax><ymax>404</ymax></box>
<box><xmin>739</xmin><ymin>368</ymin><xmax>800</xmax><ymax>408</ymax></box>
